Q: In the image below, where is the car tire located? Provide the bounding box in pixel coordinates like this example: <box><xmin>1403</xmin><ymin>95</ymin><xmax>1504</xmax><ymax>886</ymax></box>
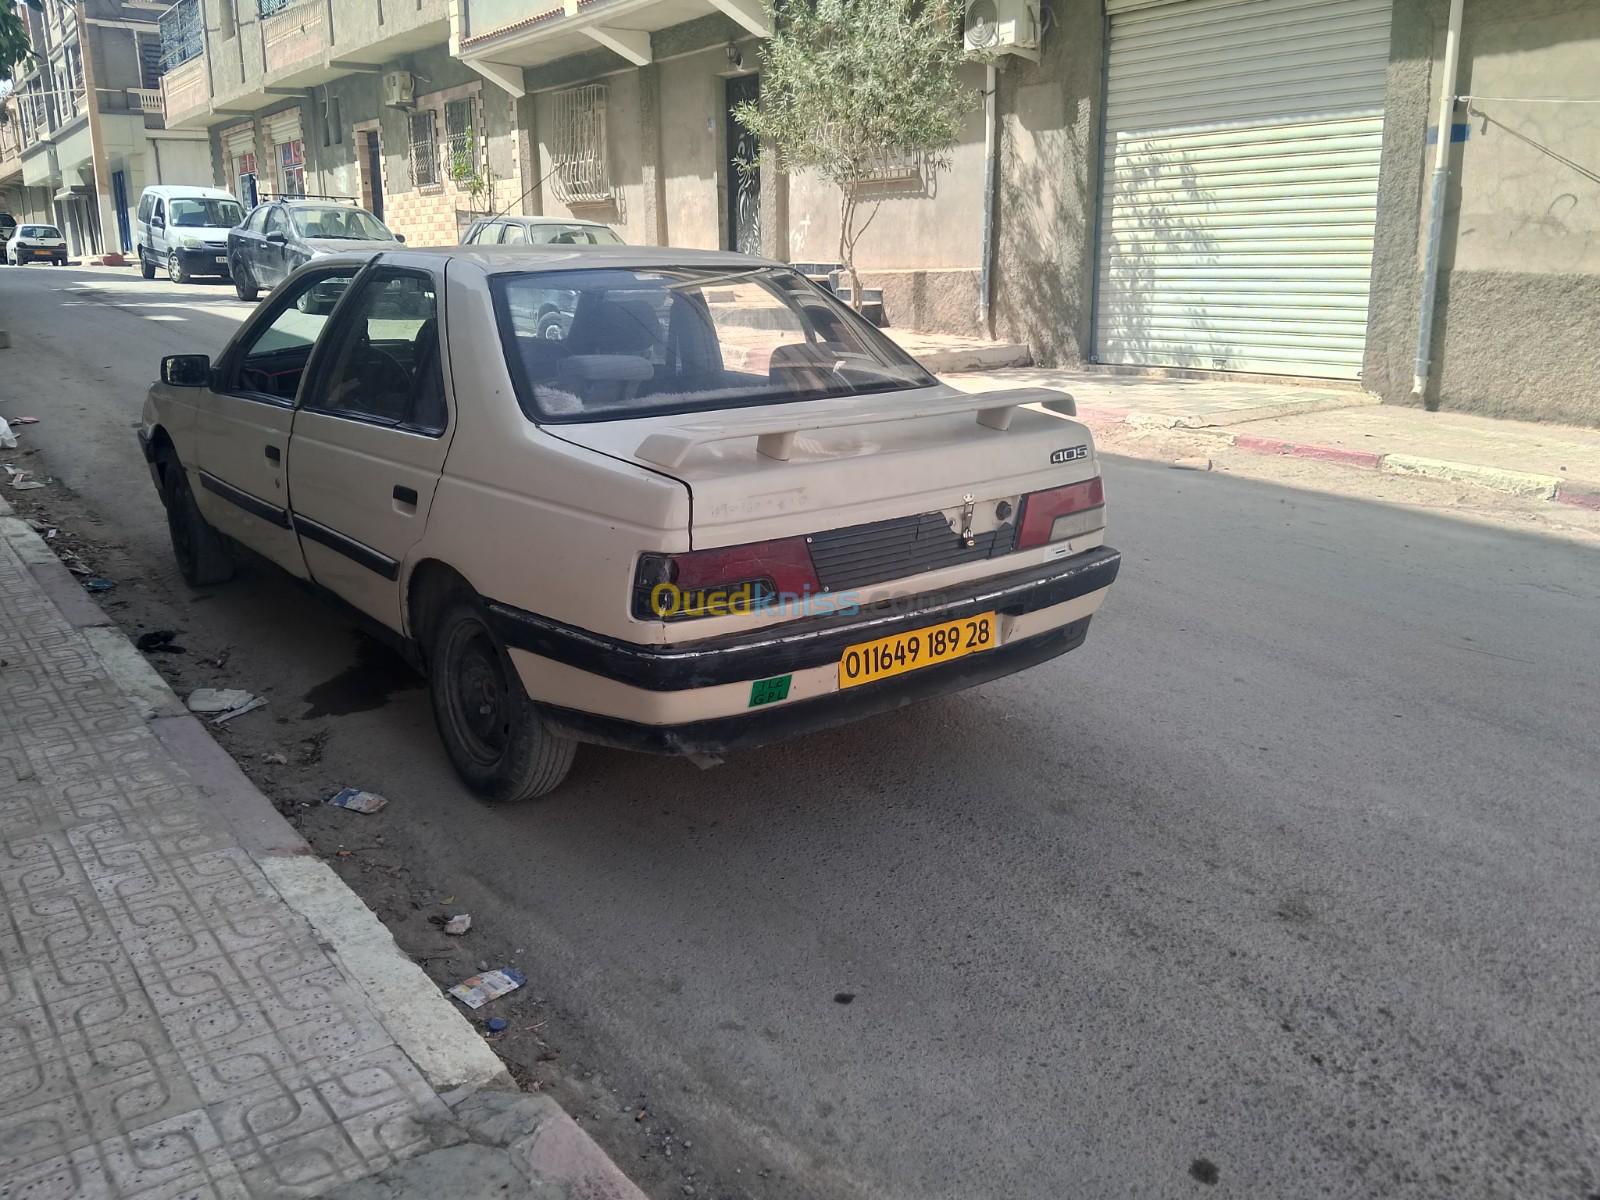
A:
<box><xmin>537</xmin><ymin>311</ymin><xmax>565</xmax><ymax>341</ymax></box>
<box><xmin>139</xmin><ymin>247</ymin><xmax>156</xmax><ymax>279</ymax></box>
<box><xmin>167</xmin><ymin>251</ymin><xmax>188</xmax><ymax>285</ymax></box>
<box><xmin>156</xmin><ymin>447</ymin><xmax>235</xmax><ymax>587</ymax></box>
<box><xmin>233</xmin><ymin>262</ymin><xmax>258</xmax><ymax>302</ymax></box>
<box><xmin>427</xmin><ymin>595</ymin><xmax>576</xmax><ymax>802</ymax></box>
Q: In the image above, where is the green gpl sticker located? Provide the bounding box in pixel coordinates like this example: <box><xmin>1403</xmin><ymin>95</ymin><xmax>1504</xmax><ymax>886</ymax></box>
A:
<box><xmin>748</xmin><ymin>674</ymin><xmax>792</xmax><ymax>707</ymax></box>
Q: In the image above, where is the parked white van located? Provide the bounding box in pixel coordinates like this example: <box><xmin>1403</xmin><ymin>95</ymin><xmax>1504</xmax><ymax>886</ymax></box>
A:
<box><xmin>134</xmin><ymin>185</ymin><xmax>245</xmax><ymax>284</ymax></box>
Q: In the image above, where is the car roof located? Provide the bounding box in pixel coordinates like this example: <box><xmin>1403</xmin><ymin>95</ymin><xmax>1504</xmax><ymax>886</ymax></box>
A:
<box><xmin>303</xmin><ymin>245</ymin><xmax>777</xmax><ymax>272</ymax></box>
<box><xmin>488</xmin><ymin>216</ymin><xmax>612</xmax><ymax>229</ymax></box>
<box><xmin>144</xmin><ymin>185</ymin><xmax>237</xmax><ymax>200</ymax></box>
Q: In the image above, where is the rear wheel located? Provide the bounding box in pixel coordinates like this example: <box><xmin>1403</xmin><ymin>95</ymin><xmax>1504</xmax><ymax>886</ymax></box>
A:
<box><xmin>167</xmin><ymin>251</ymin><xmax>188</xmax><ymax>285</ymax></box>
<box><xmin>427</xmin><ymin>595</ymin><xmax>576</xmax><ymax>802</ymax></box>
<box><xmin>157</xmin><ymin>447</ymin><xmax>234</xmax><ymax>587</ymax></box>
<box><xmin>139</xmin><ymin>247</ymin><xmax>156</xmax><ymax>279</ymax></box>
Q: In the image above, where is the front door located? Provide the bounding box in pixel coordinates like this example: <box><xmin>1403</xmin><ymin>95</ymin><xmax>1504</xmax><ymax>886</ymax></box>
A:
<box><xmin>724</xmin><ymin>74</ymin><xmax>761</xmax><ymax>255</ymax></box>
<box><xmin>195</xmin><ymin>264</ymin><xmax>362</xmax><ymax>576</ymax></box>
<box><xmin>287</xmin><ymin>261</ymin><xmax>452</xmax><ymax>631</ymax></box>
<box><xmin>364</xmin><ymin>131</ymin><xmax>384</xmax><ymax>222</ymax></box>
<box><xmin>260</xmin><ymin>205</ymin><xmax>291</xmax><ymax>285</ymax></box>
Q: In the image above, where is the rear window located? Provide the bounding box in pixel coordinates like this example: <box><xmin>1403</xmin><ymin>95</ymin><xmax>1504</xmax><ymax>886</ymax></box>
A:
<box><xmin>527</xmin><ymin>223</ymin><xmax>622</xmax><ymax>246</ymax></box>
<box><xmin>20</xmin><ymin>226</ymin><xmax>61</xmax><ymax>239</ymax></box>
<box><xmin>491</xmin><ymin>266</ymin><xmax>935</xmax><ymax>423</ymax></box>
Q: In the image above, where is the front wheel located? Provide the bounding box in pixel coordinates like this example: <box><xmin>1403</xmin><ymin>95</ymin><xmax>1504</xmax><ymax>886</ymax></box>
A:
<box><xmin>139</xmin><ymin>248</ymin><xmax>156</xmax><ymax>279</ymax></box>
<box><xmin>233</xmin><ymin>261</ymin><xmax>258</xmax><ymax>302</ymax></box>
<box><xmin>167</xmin><ymin>251</ymin><xmax>188</xmax><ymax>285</ymax></box>
<box><xmin>427</xmin><ymin>596</ymin><xmax>576</xmax><ymax>802</ymax></box>
<box><xmin>157</xmin><ymin>448</ymin><xmax>234</xmax><ymax>587</ymax></box>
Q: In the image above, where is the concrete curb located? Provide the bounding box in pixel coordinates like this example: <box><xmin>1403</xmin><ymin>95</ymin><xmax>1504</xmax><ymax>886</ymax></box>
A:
<box><xmin>1094</xmin><ymin>422</ymin><xmax>1595</xmax><ymax>509</ymax></box>
<box><xmin>913</xmin><ymin>341</ymin><xmax>1032</xmax><ymax>373</ymax></box>
<box><xmin>0</xmin><ymin>496</ymin><xmax>647</xmax><ymax>1198</ymax></box>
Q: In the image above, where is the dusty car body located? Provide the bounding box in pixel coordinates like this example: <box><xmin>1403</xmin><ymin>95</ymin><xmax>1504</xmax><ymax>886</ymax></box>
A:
<box><xmin>139</xmin><ymin>246</ymin><xmax>1119</xmax><ymax>800</ymax></box>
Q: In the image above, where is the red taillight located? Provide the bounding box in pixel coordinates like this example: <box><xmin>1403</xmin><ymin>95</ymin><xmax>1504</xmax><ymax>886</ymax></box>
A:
<box><xmin>633</xmin><ymin>537</ymin><xmax>820</xmax><ymax>619</ymax></box>
<box><xmin>1016</xmin><ymin>477</ymin><xmax>1105</xmax><ymax>549</ymax></box>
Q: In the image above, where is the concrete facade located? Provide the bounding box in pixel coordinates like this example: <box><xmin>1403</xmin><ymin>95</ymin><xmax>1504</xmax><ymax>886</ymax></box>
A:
<box><xmin>1365</xmin><ymin>0</ymin><xmax>1600</xmax><ymax>425</ymax></box>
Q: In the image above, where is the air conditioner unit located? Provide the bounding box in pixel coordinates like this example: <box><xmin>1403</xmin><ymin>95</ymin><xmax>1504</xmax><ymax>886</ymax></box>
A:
<box><xmin>383</xmin><ymin>71</ymin><xmax>416</xmax><ymax>109</ymax></box>
<box><xmin>964</xmin><ymin>0</ymin><xmax>1041</xmax><ymax>61</ymax></box>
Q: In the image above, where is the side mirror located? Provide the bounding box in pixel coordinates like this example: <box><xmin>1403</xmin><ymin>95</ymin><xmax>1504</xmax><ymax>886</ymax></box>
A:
<box><xmin>161</xmin><ymin>354</ymin><xmax>212</xmax><ymax>388</ymax></box>
<box><xmin>266</xmin><ymin>230</ymin><xmax>287</xmax><ymax>245</ymax></box>
<box><xmin>394</xmin><ymin>233</ymin><xmax>405</xmax><ymax>243</ymax></box>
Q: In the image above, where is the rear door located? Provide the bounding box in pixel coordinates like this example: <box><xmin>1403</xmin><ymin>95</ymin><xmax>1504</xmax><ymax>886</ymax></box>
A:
<box><xmin>286</xmin><ymin>259</ymin><xmax>453</xmax><ymax>632</ymax></box>
<box><xmin>195</xmin><ymin>263</ymin><xmax>364</xmax><ymax>575</ymax></box>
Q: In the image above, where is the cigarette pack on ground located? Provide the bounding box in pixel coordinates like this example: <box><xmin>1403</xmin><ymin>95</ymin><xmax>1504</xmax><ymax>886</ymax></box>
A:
<box><xmin>449</xmin><ymin>968</ymin><xmax>526</xmax><ymax>1009</ymax></box>
<box><xmin>327</xmin><ymin>788</ymin><xmax>388</xmax><ymax>814</ymax></box>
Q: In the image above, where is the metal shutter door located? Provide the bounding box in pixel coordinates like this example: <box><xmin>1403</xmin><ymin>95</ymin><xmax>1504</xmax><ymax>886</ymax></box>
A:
<box><xmin>222</xmin><ymin>123</ymin><xmax>254</xmax><ymax>160</ymax></box>
<box><xmin>264</xmin><ymin>108</ymin><xmax>302</xmax><ymax>147</ymax></box>
<box><xmin>1095</xmin><ymin>0</ymin><xmax>1392</xmax><ymax>379</ymax></box>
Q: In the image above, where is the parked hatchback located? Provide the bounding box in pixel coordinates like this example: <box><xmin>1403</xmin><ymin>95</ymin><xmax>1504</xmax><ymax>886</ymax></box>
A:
<box><xmin>135</xmin><ymin>185</ymin><xmax>245</xmax><ymax>283</ymax></box>
<box><xmin>139</xmin><ymin>247</ymin><xmax>1119</xmax><ymax>801</ymax></box>
<box><xmin>7</xmin><ymin>224</ymin><xmax>67</xmax><ymax>265</ymax></box>
<box><xmin>229</xmin><ymin>197</ymin><xmax>400</xmax><ymax>301</ymax></box>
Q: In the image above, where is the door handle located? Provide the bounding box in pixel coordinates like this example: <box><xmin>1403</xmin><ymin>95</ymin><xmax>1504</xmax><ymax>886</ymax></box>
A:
<box><xmin>393</xmin><ymin>485</ymin><xmax>418</xmax><ymax>507</ymax></box>
<box><xmin>265</xmin><ymin>445</ymin><xmax>280</xmax><ymax>463</ymax></box>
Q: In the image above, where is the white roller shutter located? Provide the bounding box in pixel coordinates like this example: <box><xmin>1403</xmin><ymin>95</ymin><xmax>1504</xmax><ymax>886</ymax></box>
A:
<box><xmin>264</xmin><ymin>107</ymin><xmax>302</xmax><ymax>147</ymax></box>
<box><xmin>1094</xmin><ymin>0</ymin><xmax>1392</xmax><ymax>379</ymax></box>
<box><xmin>221</xmin><ymin>122</ymin><xmax>254</xmax><ymax>160</ymax></box>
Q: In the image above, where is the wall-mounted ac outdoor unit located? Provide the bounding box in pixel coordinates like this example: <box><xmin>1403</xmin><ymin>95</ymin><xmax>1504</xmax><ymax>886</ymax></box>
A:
<box><xmin>383</xmin><ymin>71</ymin><xmax>416</xmax><ymax>109</ymax></box>
<box><xmin>964</xmin><ymin>0</ymin><xmax>1041</xmax><ymax>61</ymax></box>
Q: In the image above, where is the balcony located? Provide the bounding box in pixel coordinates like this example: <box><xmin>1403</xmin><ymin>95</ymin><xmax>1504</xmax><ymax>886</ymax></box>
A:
<box><xmin>161</xmin><ymin>53</ymin><xmax>211</xmax><ymax>128</ymax></box>
<box><xmin>260</xmin><ymin>0</ymin><xmax>327</xmax><ymax>76</ymax></box>
<box><xmin>129</xmin><ymin>88</ymin><xmax>164</xmax><ymax>115</ymax></box>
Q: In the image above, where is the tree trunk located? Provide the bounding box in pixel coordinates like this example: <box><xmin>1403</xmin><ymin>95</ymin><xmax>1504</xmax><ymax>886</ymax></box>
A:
<box><xmin>838</xmin><ymin>188</ymin><xmax>863</xmax><ymax>312</ymax></box>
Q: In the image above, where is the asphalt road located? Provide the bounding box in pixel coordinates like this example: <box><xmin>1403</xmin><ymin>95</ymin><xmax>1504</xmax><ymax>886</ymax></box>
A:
<box><xmin>5</xmin><ymin>265</ymin><xmax>1599</xmax><ymax>1200</ymax></box>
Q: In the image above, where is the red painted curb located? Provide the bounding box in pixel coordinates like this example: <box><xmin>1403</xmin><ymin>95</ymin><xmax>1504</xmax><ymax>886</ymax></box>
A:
<box><xmin>1232</xmin><ymin>434</ymin><xmax>1384</xmax><ymax>469</ymax></box>
<box><xmin>1553</xmin><ymin>483</ymin><xmax>1600</xmax><ymax>511</ymax></box>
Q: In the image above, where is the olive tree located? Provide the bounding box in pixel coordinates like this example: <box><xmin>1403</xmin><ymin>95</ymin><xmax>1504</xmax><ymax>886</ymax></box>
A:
<box><xmin>734</xmin><ymin>0</ymin><xmax>972</xmax><ymax>310</ymax></box>
<box><xmin>0</xmin><ymin>0</ymin><xmax>40</xmax><ymax>81</ymax></box>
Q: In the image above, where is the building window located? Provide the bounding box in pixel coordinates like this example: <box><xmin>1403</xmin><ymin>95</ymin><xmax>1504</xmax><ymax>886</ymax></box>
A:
<box><xmin>277</xmin><ymin>139</ymin><xmax>305</xmax><ymax>196</ymax></box>
<box><xmin>409</xmin><ymin>110</ymin><xmax>439</xmax><ymax>189</ymax></box>
<box><xmin>552</xmin><ymin>84</ymin><xmax>611</xmax><ymax>204</ymax></box>
<box><xmin>856</xmin><ymin>147</ymin><xmax>923</xmax><ymax>186</ymax></box>
<box><xmin>236</xmin><ymin>151</ymin><xmax>258</xmax><ymax>206</ymax></box>
<box><xmin>159</xmin><ymin>0</ymin><xmax>205</xmax><ymax>71</ymax></box>
<box><xmin>257</xmin><ymin>0</ymin><xmax>292</xmax><ymax>15</ymax></box>
<box><xmin>444</xmin><ymin>98</ymin><xmax>475</xmax><ymax>184</ymax></box>
<box><xmin>322</xmin><ymin>95</ymin><xmax>342</xmax><ymax>147</ymax></box>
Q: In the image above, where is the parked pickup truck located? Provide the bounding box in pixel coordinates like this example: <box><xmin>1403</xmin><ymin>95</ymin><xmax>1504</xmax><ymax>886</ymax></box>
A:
<box><xmin>139</xmin><ymin>246</ymin><xmax>1120</xmax><ymax>800</ymax></box>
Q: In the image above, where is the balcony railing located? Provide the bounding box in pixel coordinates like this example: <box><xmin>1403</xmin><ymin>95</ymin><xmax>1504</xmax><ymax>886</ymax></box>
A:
<box><xmin>129</xmin><ymin>88</ymin><xmax>164</xmax><ymax>114</ymax></box>
<box><xmin>261</xmin><ymin>0</ymin><xmax>326</xmax><ymax>75</ymax></box>
<box><xmin>159</xmin><ymin>0</ymin><xmax>204</xmax><ymax>71</ymax></box>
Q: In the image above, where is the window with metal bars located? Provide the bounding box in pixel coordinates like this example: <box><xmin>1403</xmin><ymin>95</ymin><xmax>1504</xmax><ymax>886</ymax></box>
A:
<box><xmin>551</xmin><ymin>85</ymin><xmax>611</xmax><ymax>204</ymax></box>
<box><xmin>257</xmin><ymin>0</ymin><xmax>292</xmax><ymax>16</ymax></box>
<box><xmin>857</xmin><ymin>147</ymin><xmax>923</xmax><ymax>185</ymax></box>
<box><xmin>409</xmin><ymin>110</ymin><xmax>439</xmax><ymax>189</ymax></box>
<box><xmin>444</xmin><ymin>98</ymin><xmax>475</xmax><ymax>184</ymax></box>
<box><xmin>158</xmin><ymin>0</ymin><xmax>204</xmax><ymax>70</ymax></box>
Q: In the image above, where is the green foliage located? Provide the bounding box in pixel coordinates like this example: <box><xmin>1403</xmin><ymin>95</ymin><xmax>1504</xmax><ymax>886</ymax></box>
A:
<box><xmin>0</xmin><ymin>5</ymin><xmax>36</xmax><ymax>81</ymax></box>
<box><xmin>448</xmin><ymin>126</ymin><xmax>494</xmax><ymax>211</ymax></box>
<box><xmin>733</xmin><ymin>0</ymin><xmax>973</xmax><ymax>306</ymax></box>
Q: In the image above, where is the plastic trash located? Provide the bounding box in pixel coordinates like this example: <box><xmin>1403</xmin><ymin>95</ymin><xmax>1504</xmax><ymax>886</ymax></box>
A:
<box><xmin>449</xmin><ymin>968</ymin><xmax>526</xmax><ymax>1010</ymax></box>
<box><xmin>327</xmin><ymin>787</ymin><xmax>388</xmax><ymax>815</ymax></box>
<box><xmin>211</xmin><ymin>697</ymin><xmax>266</xmax><ymax>725</ymax></box>
<box><xmin>443</xmin><ymin>913</ymin><xmax>471</xmax><ymax>936</ymax></box>
<box><xmin>81</xmin><ymin>577</ymin><xmax>115</xmax><ymax>593</ymax></box>
<box><xmin>186</xmin><ymin>687</ymin><xmax>254</xmax><ymax>713</ymax></box>
<box><xmin>0</xmin><ymin>417</ymin><xmax>15</xmax><ymax>449</ymax></box>
<box><xmin>485</xmin><ymin>1017</ymin><xmax>509</xmax><ymax>1034</ymax></box>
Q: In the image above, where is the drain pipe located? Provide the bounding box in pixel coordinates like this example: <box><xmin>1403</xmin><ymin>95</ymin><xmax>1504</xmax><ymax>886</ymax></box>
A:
<box><xmin>1411</xmin><ymin>0</ymin><xmax>1466</xmax><ymax>401</ymax></box>
<box><xmin>979</xmin><ymin>61</ymin><xmax>1000</xmax><ymax>339</ymax></box>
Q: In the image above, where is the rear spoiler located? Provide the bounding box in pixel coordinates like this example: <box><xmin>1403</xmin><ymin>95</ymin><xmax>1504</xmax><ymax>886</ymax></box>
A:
<box><xmin>633</xmin><ymin>387</ymin><xmax>1076</xmax><ymax>471</ymax></box>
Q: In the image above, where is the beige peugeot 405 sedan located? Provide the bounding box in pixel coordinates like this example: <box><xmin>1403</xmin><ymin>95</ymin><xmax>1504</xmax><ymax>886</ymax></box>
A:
<box><xmin>139</xmin><ymin>247</ymin><xmax>1121</xmax><ymax>800</ymax></box>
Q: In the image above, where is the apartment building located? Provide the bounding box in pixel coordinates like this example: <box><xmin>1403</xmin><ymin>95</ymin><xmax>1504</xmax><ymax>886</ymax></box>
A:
<box><xmin>0</xmin><ymin>0</ymin><xmax>210</xmax><ymax>258</ymax></box>
<box><xmin>140</xmin><ymin>0</ymin><xmax>1600</xmax><ymax>425</ymax></box>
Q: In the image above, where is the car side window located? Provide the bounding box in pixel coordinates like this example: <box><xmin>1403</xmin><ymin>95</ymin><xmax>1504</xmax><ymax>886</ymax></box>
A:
<box><xmin>138</xmin><ymin>194</ymin><xmax>152</xmax><ymax>222</ymax></box>
<box><xmin>246</xmin><ymin>206</ymin><xmax>267</xmax><ymax>233</ymax></box>
<box><xmin>466</xmin><ymin>222</ymin><xmax>488</xmax><ymax>244</ymax></box>
<box><xmin>231</xmin><ymin>269</ymin><xmax>359</xmax><ymax>402</ymax></box>
<box><xmin>308</xmin><ymin>270</ymin><xmax>446</xmax><ymax>434</ymax></box>
<box><xmin>500</xmin><ymin>222</ymin><xmax>528</xmax><ymax>246</ymax></box>
<box><xmin>154</xmin><ymin>199</ymin><xmax>165</xmax><ymax>224</ymax></box>
<box><xmin>265</xmin><ymin>207</ymin><xmax>288</xmax><ymax>237</ymax></box>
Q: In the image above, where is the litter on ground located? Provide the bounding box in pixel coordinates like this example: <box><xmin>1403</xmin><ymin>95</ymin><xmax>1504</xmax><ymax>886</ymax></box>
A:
<box><xmin>211</xmin><ymin>696</ymin><xmax>267</xmax><ymax>725</ymax></box>
<box><xmin>444</xmin><ymin>913</ymin><xmax>472</xmax><ymax>936</ymax></box>
<box><xmin>186</xmin><ymin>687</ymin><xmax>255</xmax><ymax>713</ymax></box>
<box><xmin>327</xmin><ymin>787</ymin><xmax>388</xmax><ymax>815</ymax></box>
<box><xmin>449</xmin><ymin>968</ymin><xmax>526</xmax><ymax>1009</ymax></box>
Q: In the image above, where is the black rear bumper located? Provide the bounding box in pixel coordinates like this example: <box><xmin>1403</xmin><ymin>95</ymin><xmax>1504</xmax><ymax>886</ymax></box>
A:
<box><xmin>544</xmin><ymin>616</ymin><xmax>1094</xmax><ymax>756</ymax></box>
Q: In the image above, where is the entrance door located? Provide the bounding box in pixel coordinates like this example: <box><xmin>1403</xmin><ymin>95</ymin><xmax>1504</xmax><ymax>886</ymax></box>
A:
<box><xmin>111</xmin><ymin>169</ymin><xmax>130</xmax><ymax>252</ymax></box>
<box><xmin>363</xmin><ymin>131</ymin><xmax>384</xmax><ymax>221</ymax></box>
<box><xmin>1094</xmin><ymin>0</ymin><xmax>1392</xmax><ymax>379</ymax></box>
<box><xmin>724</xmin><ymin>75</ymin><xmax>760</xmax><ymax>255</ymax></box>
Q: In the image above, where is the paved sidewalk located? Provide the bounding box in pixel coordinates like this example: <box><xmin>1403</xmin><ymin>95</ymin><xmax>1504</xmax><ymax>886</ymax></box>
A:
<box><xmin>884</xmin><ymin>328</ymin><xmax>1031</xmax><ymax>373</ymax></box>
<box><xmin>0</xmin><ymin>502</ymin><xmax>643</xmax><ymax>1199</ymax></box>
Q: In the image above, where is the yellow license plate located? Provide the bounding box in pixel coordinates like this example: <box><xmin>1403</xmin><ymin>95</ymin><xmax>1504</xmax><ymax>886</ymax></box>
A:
<box><xmin>838</xmin><ymin>612</ymin><xmax>999</xmax><ymax>689</ymax></box>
